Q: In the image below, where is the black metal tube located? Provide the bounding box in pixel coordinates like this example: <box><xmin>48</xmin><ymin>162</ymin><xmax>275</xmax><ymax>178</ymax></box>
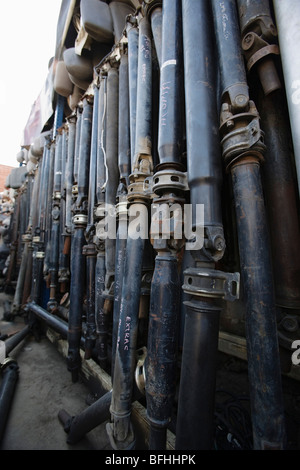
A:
<box><xmin>27</xmin><ymin>301</ymin><xmax>69</xmax><ymax>338</ymax></box>
<box><xmin>149</xmin><ymin>6</ymin><xmax>162</xmax><ymax>68</ymax></box>
<box><xmin>47</xmin><ymin>132</ymin><xmax>63</xmax><ymax>310</ymax></box>
<box><xmin>145</xmin><ymin>253</ymin><xmax>180</xmax><ymax>450</ymax></box>
<box><xmin>230</xmin><ymin>158</ymin><xmax>286</xmax><ymax>449</ymax></box>
<box><xmin>73</xmin><ymin>108</ymin><xmax>82</xmax><ymax>186</ymax></box>
<box><xmin>58</xmin><ymin>390</ymin><xmax>112</xmax><ymax>445</ymax></box>
<box><xmin>83</xmin><ymin>244</ymin><xmax>97</xmax><ymax>359</ymax></box>
<box><xmin>133</xmin><ymin>14</ymin><xmax>152</xmax><ymax>169</ymax></box>
<box><xmin>4</xmin><ymin>325</ymin><xmax>31</xmax><ymax>356</ymax></box>
<box><xmin>109</xmin><ymin>235</ymin><xmax>145</xmax><ymax>449</ymax></box>
<box><xmin>180</xmin><ymin>0</ymin><xmax>223</xmax><ymax>231</ymax></box>
<box><xmin>118</xmin><ymin>49</ymin><xmax>131</xmax><ymax>186</ymax></box>
<box><xmin>157</xmin><ymin>0</ymin><xmax>182</xmax><ymax>166</ymax></box>
<box><xmin>84</xmin><ymin>85</ymin><xmax>100</xmax><ymax>359</ymax></box>
<box><xmin>95</xmin><ymin>76</ymin><xmax>107</xmax><ymax>367</ymax></box>
<box><xmin>111</xmin><ymin>46</ymin><xmax>131</xmax><ymax>380</ymax></box>
<box><xmin>65</xmin><ymin>117</ymin><xmax>76</xmax><ymax>234</ymax></box>
<box><xmin>67</xmin><ymin>98</ymin><xmax>93</xmax><ymax>382</ymax></box>
<box><xmin>236</xmin><ymin>0</ymin><xmax>281</xmax><ymax>95</ymax></box>
<box><xmin>211</xmin><ymin>0</ymin><xmax>286</xmax><ymax>449</ymax></box>
<box><xmin>87</xmin><ymin>85</ymin><xmax>100</xmax><ymax>232</ymax></box>
<box><xmin>0</xmin><ymin>359</ymin><xmax>19</xmax><ymax>444</ymax></box>
<box><xmin>176</xmin><ymin>0</ymin><xmax>227</xmax><ymax>451</ymax></box>
<box><xmin>257</xmin><ymin>89</ymin><xmax>300</xmax><ymax>311</ymax></box>
<box><xmin>126</xmin><ymin>18</ymin><xmax>139</xmax><ymax>169</ymax></box>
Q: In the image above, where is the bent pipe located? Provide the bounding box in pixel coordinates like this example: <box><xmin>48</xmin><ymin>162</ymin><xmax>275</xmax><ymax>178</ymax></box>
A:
<box><xmin>58</xmin><ymin>389</ymin><xmax>112</xmax><ymax>445</ymax></box>
<box><xmin>211</xmin><ymin>0</ymin><xmax>286</xmax><ymax>449</ymax></box>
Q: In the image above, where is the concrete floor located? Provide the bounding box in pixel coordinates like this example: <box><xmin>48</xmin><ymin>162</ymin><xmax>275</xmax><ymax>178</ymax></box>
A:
<box><xmin>0</xmin><ymin>291</ymin><xmax>111</xmax><ymax>451</ymax></box>
<box><xmin>1</xmin><ymin>288</ymin><xmax>300</xmax><ymax>452</ymax></box>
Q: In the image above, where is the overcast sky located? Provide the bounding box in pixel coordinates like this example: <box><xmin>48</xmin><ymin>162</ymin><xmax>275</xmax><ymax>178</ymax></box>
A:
<box><xmin>0</xmin><ymin>0</ymin><xmax>62</xmax><ymax>168</ymax></box>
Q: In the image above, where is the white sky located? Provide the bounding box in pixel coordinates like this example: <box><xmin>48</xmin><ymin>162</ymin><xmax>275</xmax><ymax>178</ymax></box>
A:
<box><xmin>0</xmin><ymin>0</ymin><xmax>62</xmax><ymax>168</ymax></box>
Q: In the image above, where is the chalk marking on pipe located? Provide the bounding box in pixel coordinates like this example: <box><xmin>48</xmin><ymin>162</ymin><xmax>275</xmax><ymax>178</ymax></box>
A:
<box><xmin>161</xmin><ymin>59</ymin><xmax>177</xmax><ymax>71</ymax></box>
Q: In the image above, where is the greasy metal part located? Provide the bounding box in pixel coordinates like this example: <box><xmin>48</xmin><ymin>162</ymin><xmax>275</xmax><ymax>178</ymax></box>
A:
<box><xmin>58</xmin><ymin>390</ymin><xmax>112</xmax><ymax>444</ymax></box>
<box><xmin>0</xmin><ymin>358</ymin><xmax>19</xmax><ymax>444</ymax></box>
<box><xmin>107</xmin><ymin>10</ymin><xmax>153</xmax><ymax>450</ymax></box>
<box><xmin>67</xmin><ymin>97</ymin><xmax>93</xmax><ymax>383</ymax></box>
<box><xmin>273</xmin><ymin>0</ymin><xmax>300</xmax><ymax>197</ymax></box>
<box><xmin>212</xmin><ymin>0</ymin><xmax>286</xmax><ymax>450</ymax></box>
<box><xmin>236</xmin><ymin>0</ymin><xmax>281</xmax><ymax>95</ymax></box>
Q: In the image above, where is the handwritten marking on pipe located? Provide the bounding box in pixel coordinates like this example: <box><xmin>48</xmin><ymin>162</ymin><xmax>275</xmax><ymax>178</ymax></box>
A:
<box><xmin>291</xmin><ymin>80</ymin><xmax>300</xmax><ymax>105</ymax></box>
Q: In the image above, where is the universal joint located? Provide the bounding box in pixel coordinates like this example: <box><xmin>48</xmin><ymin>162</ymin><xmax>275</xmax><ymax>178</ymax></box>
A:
<box><xmin>237</xmin><ymin>0</ymin><xmax>280</xmax><ymax>95</ymax></box>
<box><xmin>220</xmin><ymin>99</ymin><xmax>266</xmax><ymax>169</ymax></box>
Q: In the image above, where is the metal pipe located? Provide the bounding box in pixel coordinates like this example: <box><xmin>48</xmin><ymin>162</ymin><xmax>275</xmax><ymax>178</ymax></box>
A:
<box><xmin>47</xmin><ymin>131</ymin><xmax>63</xmax><ymax>311</ymax></box>
<box><xmin>255</xmin><ymin>89</ymin><xmax>300</xmax><ymax>350</ymax></box>
<box><xmin>211</xmin><ymin>0</ymin><xmax>286</xmax><ymax>450</ymax></box>
<box><xmin>126</xmin><ymin>16</ymin><xmax>139</xmax><ymax>169</ymax></box>
<box><xmin>143</xmin><ymin>0</ymin><xmax>184</xmax><ymax>450</ymax></box>
<box><xmin>95</xmin><ymin>75</ymin><xmax>107</xmax><ymax>367</ymax></box>
<box><xmin>0</xmin><ymin>358</ymin><xmax>19</xmax><ymax>444</ymax></box>
<box><xmin>58</xmin><ymin>389</ymin><xmax>112</xmax><ymax>445</ymax></box>
<box><xmin>111</xmin><ymin>45</ymin><xmax>131</xmax><ymax>379</ymax></box>
<box><xmin>273</xmin><ymin>0</ymin><xmax>300</xmax><ymax>198</ymax></box>
<box><xmin>84</xmin><ymin>85</ymin><xmax>100</xmax><ymax>360</ymax></box>
<box><xmin>97</xmin><ymin>66</ymin><xmax>119</xmax><ymax>370</ymax></box>
<box><xmin>67</xmin><ymin>97</ymin><xmax>93</xmax><ymax>382</ymax></box>
<box><xmin>107</xmin><ymin>10</ymin><xmax>153</xmax><ymax>450</ymax></box>
<box><xmin>236</xmin><ymin>0</ymin><xmax>281</xmax><ymax>96</ymax></box>
<box><xmin>175</xmin><ymin>0</ymin><xmax>239</xmax><ymax>450</ymax></box>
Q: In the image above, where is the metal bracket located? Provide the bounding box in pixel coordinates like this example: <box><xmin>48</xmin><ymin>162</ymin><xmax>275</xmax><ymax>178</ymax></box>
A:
<box><xmin>183</xmin><ymin>267</ymin><xmax>240</xmax><ymax>302</ymax></box>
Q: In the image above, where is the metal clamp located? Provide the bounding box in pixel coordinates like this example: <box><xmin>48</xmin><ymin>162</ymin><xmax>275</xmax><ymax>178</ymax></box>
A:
<box><xmin>183</xmin><ymin>267</ymin><xmax>240</xmax><ymax>302</ymax></box>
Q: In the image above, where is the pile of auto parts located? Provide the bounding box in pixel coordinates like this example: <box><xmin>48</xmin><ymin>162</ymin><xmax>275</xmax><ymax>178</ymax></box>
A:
<box><xmin>3</xmin><ymin>0</ymin><xmax>300</xmax><ymax>450</ymax></box>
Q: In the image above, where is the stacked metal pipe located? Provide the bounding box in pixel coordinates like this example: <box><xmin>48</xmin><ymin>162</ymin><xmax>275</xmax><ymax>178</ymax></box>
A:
<box><xmin>4</xmin><ymin>0</ymin><xmax>300</xmax><ymax>451</ymax></box>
